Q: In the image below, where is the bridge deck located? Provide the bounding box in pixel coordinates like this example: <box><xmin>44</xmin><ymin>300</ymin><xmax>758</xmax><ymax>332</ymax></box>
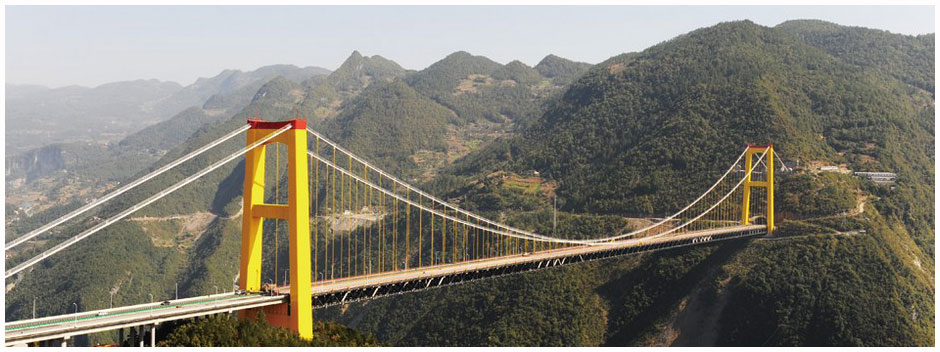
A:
<box><xmin>304</xmin><ymin>225</ymin><xmax>765</xmax><ymax>306</ymax></box>
<box><xmin>5</xmin><ymin>225</ymin><xmax>765</xmax><ymax>346</ymax></box>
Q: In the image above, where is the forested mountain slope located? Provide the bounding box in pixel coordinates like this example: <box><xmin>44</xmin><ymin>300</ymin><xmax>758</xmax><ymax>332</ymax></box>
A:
<box><xmin>3</xmin><ymin>51</ymin><xmax>587</xmax><ymax>345</ymax></box>
<box><xmin>322</xmin><ymin>20</ymin><xmax>934</xmax><ymax>346</ymax></box>
<box><xmin>6</xmin><ymin>19</ymin><xmax>930</xmax><ymax>347</ymax></box>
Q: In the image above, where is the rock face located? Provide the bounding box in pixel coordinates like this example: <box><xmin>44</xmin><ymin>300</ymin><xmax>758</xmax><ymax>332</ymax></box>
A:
<box><xmin>5</xmin><ymin>144</ymin><xmax>66</xmax><ymax>180</ymax></box>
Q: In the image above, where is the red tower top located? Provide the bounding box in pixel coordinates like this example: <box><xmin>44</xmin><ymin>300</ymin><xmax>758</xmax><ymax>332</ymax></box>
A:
<box><xmin>247</xmin><ymin>118</ymin><xmax>307</xmax><ymax>130</ymax></box>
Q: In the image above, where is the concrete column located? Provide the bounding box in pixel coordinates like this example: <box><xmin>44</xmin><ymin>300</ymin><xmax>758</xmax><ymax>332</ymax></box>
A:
<box><xmin>61</xmin><ymin>336</ymin><xmax>69</xmax><ymax>347</ymax></box>
<box><xmin>119</xmin><ymin>328</ymin><xmax>124</xmax><ymax>346</ymax></box>
<box><xmin>150</xmin><ymin>324</ymin><xmax>156</xmax><ymax>347</ymax></box>
<box><xmin>139</xmin><ymin>326</ymin><xmax>145</xmax><ymax>347</ymax></box>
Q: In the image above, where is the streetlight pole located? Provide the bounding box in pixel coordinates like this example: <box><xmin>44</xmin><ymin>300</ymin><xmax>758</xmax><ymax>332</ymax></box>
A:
<box><xmin>213</xmin><ymin>286</ymin><xmax>219</xmax><ymax>295</ymax></box>
<box><xmin>32</xmin><ymin>297</ymin><xmax>37</xmax><ymax>319</ymax></box>
<box><xmin>72</xmin><ymin>303</ymin><xmax>78</xmax><ymax>322</ymax></box>
<box><xmin>175</xmin><ymin>282</ymin><xmax>178</xmax><ymax>300</ymax></box>
<box><xmin>110</xmin><ymin>292</ymin><xmax>114</xmax><ymax>309</ymax></box>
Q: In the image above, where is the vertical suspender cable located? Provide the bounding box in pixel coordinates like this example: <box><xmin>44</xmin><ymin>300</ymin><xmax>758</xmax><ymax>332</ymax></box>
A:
<box><xmin>405</xmin><ymin>191</ymin><xmax>411</xmax><ymax>269</ymax></box>
<box><xmin>393</xmin><ymin>183</ymin><xmax>398</xmax><ymax>270</ymax></box>
<box><xmin>313</xmin><ymin>141</ymin><xmax>318</xmax><ymax>282</ymax></box>
<box><xmin>274</xmin><ymin>143</ymin><xmax>279</xmax><ymax>285</ymax></box>
<box><xmin>331</xmin><ymin>146</ymin><xmax>336</xmax><ymax>279</ymax></box>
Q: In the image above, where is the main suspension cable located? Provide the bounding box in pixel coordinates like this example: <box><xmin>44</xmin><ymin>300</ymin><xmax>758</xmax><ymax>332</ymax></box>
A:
<box><xmin>6</xmin><ymin>125</ymin><xmax>291</xmax><ymax>279</ymax></box>
<box><xmin>307</xmin><ymin>127</ymin><xmax>750</xmax><ymax>246</ymax></box>
<box><xmin>603</xmin><ymin>149</ymin><xmax>768</xmax><ymax>245</ymax></box>
<box><xmin>6</xmin><ymin>125</ymin><xmax>251</xmax><ymax>251</ymax></box>
<box><xmin>579</xmin><ymin>149</ymin><xmax>748</xmax><ymax>243</ymax></box>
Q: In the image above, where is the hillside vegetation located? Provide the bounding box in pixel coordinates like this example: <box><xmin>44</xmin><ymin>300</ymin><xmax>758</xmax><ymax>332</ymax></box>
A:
<box><xmin>4</xmin><ymin>20</ymin><xmax>932</xmax><ymax>347</ymax></box>
<box><xmin>323</xmin><ymin>20</ymin><xmax>934</xmax><ymax>346</ymax></box>
<box><xmin>3</xmin><ymin>50</ymin><xmax>588</xmax><ymax>345</ymax></box>
<box><xmin>159</xmin><ymin>312</ymin><xmax>379</xmax><ymax>347</ymax></box>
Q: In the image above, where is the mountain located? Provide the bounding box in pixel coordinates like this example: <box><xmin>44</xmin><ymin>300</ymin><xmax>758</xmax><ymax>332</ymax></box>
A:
<box><xmin>283</xmin><ymin>51</ymin><xmax>581</xmax><ymax>179</ymax></box>
<box><xmin>125</xmin><ymin>64</ymin><xmax>330</xmax><ymax>152</ymax></box>
<box><xmin>5</xmin><ymin>80</ymin><xmax>183</xmax><ymax>154</ymax></box>
<box><xmin>5</xmin><ymin>65</ymin><xmax>330</xmax><ymax>155</ymax></box>
<box><xmin>405</xmin><ymin>51</ymin><xmax>511</xmax><ymax>124</ymax></box>
<box><xmin>325</xmin><ymin>81</ymin><xmax>456</xmax><ymax>176</ymax></box>
<box><xmin>7</xmin><ymin>19</ymin><xmax>932</xmax><ymax>347</ymax></box>
<box><xmin>407</xmin><ymin>51</ymin><xmax>504</xmax><ymax>96</ymax></box>
<box><xmin>494</xmin><ymin>20</ymin><xmax>932</xmax><ymax>219</ymax></box>
<box><xmin>170</xmin><ymin>64</ymin><xmax>331</xmax><ymax>108</ymax></box>
<box><xmin>2</xmin><ymin>49</ymin><xmax>584</xmax><ymax>343</ymax></box>
<box><xmin>775</xmin><ymin>19</ymin><xmax>935</xmax><ymax>93</ymax></box>
<box><xmin>4</xmin><ymin>83</ymin><xmax>52</xmax><ymax>100</ymax></box>
<box><xmin>5</xmin><ymin>65</ymin><xmax>330</xmax><ymax>221</ymax></box>
<box><xmin>322</xmin><ymin>51</ymin><xmax>585</xmax><ymax>180</ymax></box>
<box><xmin>493</xmin><ymin>60</ymin><xmax>545</xmax><ymax>86</ymax></box>
<box><xmin>534</xmin><ymin>54</ymin><xmax>593</xmax><ymax>85</ymax></box>
<box><xmin>326</xmin><ymin>51</ymin><xmax>408</xmax><ymax>94</ymax></box>
<box><xmin>318</xmin><ymin>20</ymin><xmax>934</xmax><ymax>346</ymax></box>
<box><xmin>294</xmin><ymin>51</ymin><xmax>411</xmax><ymax>122</ymax></box>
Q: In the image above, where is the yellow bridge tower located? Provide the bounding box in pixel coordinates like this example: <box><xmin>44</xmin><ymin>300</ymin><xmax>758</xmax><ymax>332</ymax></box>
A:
<box><xmin>239</xmin><ymin>118</ymin><xmax>313</xmax><ymax>339</ymax></box>
<box><xmin>741</xmin><ymin>144</ymin><xmax>774</xmax><ymax>234</ymax></box>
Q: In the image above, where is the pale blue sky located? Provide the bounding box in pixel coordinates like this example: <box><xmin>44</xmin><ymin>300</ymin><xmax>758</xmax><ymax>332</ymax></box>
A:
<box><xmin>5</xmin><ymin>5</ymin><xmax>935</xmax><ymax>88</ymax></box>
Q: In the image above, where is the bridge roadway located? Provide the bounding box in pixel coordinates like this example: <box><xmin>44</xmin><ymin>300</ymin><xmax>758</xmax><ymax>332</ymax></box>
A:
<box><xmin>4</xmin><ymin>224</ymin><xmax>765</xmax><ymax>346</ymax></box>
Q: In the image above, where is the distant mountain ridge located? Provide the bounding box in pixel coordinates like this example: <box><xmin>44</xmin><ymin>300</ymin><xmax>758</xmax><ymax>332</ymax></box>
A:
<box><xmin>326</xmin><ymin>51</ymin><xmax>408</xmax><ymax>93</ymax></box>
<box><xmin>5</xmin><ymin>64</ymin><xmax>331</xmax><ymax>222</ymax></box>
<box><xmin>171</xmin><ymin>64</ymin><xmax>331</xmax><ymax>109</ymax></box>
<box><xmin>3</xmin><ymin>49</ymin><xmax>592</xmax><ymax>342</ymax></box>
<box><xmin>5</xmin><ymin>64</ymin><xmax>330</xmax><ymax>155</ymax></box>
<box><xmin>15</xmin><ymin>25</ymin><xmax>932</xmax><ymax>347</ymax></box>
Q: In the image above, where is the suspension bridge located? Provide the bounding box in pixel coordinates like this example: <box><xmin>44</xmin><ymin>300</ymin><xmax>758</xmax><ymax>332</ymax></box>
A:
<box><xmin>4</xmin><ymin>119</ymin><xmax>776</xmax><ymax>347</ymax></box>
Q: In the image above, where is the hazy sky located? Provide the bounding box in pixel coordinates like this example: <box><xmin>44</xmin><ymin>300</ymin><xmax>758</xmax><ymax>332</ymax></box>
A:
<box><xmin>5</xmin><ymin>5</ymin><xmax>935</xmax><ymax>88</ymax></box>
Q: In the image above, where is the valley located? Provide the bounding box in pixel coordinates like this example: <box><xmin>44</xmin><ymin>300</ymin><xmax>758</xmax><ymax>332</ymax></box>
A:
<box><xmin>4</xmin><ymin>18</ymin><xmax>934</xmax><ymax>347</ymax></box>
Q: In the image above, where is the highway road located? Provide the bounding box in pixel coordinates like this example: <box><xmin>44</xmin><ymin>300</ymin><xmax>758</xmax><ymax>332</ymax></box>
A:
<box><xmin>5</xmin><ymin>293</ymin><xmax>285</xmax><ymax>346</ymax></box>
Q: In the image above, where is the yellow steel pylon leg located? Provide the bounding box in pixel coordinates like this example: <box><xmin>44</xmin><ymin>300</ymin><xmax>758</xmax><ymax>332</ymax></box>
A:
<box><xmin>239</xmin><ymin>119</ymin><xmax>312</xmax><ymax>340</ymax></box>
<box><xmin>741</xmin><ymin>144</ymin><xmax>774</xmax><ymax>235</ymax></box>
